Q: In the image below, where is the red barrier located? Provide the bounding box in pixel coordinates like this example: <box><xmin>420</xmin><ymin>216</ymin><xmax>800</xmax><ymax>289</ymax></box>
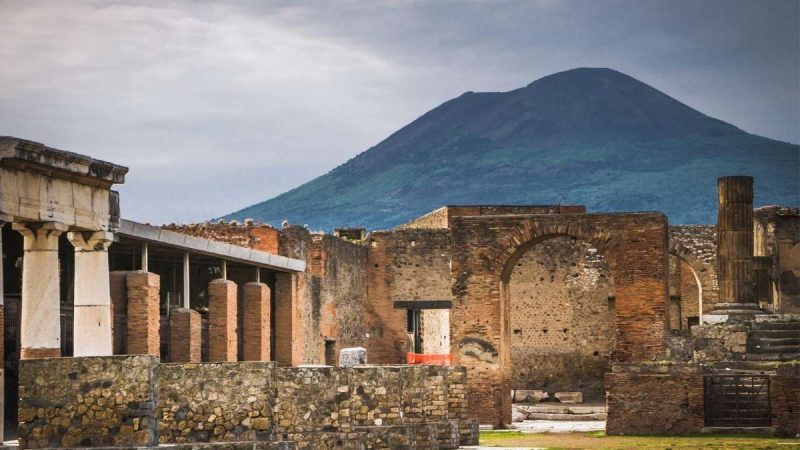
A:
<box><xmin>406</xmin><ymin>353</ymin><xmax>453</xmax><ymax>366</ymax></box>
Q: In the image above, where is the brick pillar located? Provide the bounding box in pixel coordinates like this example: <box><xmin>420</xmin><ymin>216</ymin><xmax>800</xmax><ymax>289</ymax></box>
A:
<box><xmin>208</xmin><ymin>279</ymin><xmax>237</xmax><ymax>361</ymax></box>
<box><xmin>274</xmin><ymin>272</ymin><xmax>297</xmax><ymax>365</ymax></box>
<box><xmin>717</xmin><ymin>176</ymin><xmax>755</xmax><ymax>304</ymax></box>
<box><xmin>243</xmin><ymin>282</ymin><xmax>270</xmax><ymax>361</ymax></box>
<box><xmin>109</xmin><ymin>271</ymin><xmax>129</xmax><ymax>354</ymax></box>
<box><xmin>126</xmin><ymin>271</ymin><xmax>161</xmax><ymax>356</ymax></box>
<box><xmin>169</xmin><ymin>308</ymin><xmax>201</xmax><ymax>362</ymax></box>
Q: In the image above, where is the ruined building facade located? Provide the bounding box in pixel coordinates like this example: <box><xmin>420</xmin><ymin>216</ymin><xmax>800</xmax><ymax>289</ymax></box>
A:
<box><xmin>0</xmin><ymin>137</ymin><xmax>798</xmax><ymax>447</ymax></box>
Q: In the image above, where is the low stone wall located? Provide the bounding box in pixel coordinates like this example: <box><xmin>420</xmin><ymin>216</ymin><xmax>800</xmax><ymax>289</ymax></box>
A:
<box><xmin>18</xmin><ymin>356</ymin><xmax>159</xmax><ymax>448</ymax></box>
<box><xmin>157</xmin><ymin>362</ymin><xmax>275</xmax><ymax>443</ymax></box>
<box><xmin>19</xmin><ymin>356</ymin><xmax>478</xmax><ymax>449</ymax></box>
<box><xmin>605</xmin><ymin>366</ymin><xmax>705</xmax><ymax>435</ymax></box>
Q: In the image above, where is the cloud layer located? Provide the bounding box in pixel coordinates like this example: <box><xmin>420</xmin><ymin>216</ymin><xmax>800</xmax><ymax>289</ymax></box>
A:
<box><xmin>1</xmin><ymin>0</ymin><xmax>797</xmax><ymax>224</ymax></box>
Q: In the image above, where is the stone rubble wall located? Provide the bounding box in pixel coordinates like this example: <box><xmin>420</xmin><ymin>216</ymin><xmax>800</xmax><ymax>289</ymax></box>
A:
<box><xmin>18</xmin><ymin>356</ymin><xmax>159</xmax><ymax>449</ymax></box>
<box><xmin>19</xmin><ymin>356</ymin><xmax>478</xmax><ymax>449</ymax></box>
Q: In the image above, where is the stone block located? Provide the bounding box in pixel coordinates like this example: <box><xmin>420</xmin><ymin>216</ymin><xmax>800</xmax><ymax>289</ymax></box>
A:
<box><xmin>554</xmin><ymin>392</ymin><xmax>583</xmax><ymax>404</ymax></box>
<box><xmin>338</xmin><ymin>347</ymin><xmax>367</xmax><ymax>367</ymax></box>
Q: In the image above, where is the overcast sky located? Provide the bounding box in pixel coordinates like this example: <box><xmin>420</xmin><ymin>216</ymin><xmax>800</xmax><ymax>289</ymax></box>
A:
<box><xmin>1</xmin><ymin>0</ymin><xmax>798</xmax><ymax>224</ymax></box>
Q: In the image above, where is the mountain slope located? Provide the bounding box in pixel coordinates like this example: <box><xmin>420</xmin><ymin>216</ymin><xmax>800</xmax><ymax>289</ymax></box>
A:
<box><xmin>224</xmin><ymin>68</ymin><xmax>799</xmax><ymax>230</ymax></box>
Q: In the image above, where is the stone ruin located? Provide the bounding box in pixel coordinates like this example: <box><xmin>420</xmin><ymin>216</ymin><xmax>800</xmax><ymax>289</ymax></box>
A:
<box><xmin>0</xmin><ymin>137</ymin><xmax>798</xmax><ymax>448</ymax></box>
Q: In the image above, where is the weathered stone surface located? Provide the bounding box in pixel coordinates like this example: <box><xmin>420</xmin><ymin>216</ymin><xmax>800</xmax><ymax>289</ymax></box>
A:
<box><xmin>18</xmin><ymin>355</ymin><xmax>158</xmax><ymax>449</ymax></box>
<box><xmin>157</xmin><ymin>362</ymin><xmax>275</xmax><ymax>443</ymax></box>
<box><xmin>338</xmin><ymin>347</ymin><xmax>367</xmax><ymax>367</ymax></box>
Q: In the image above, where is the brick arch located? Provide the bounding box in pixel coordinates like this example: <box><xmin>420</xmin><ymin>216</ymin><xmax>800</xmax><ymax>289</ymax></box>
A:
<box><xmin>669</xmin><ymin>240</ymin><xmax>718</xmax><ymax>314</ymax></box>
<box><xmin>450</xmin><ymin>213</ymin><xmax>669</xmax><ymax>427</ymax></box>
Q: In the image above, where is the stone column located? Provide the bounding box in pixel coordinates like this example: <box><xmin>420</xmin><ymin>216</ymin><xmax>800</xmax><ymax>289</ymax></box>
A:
<box><xmin>68</xmin><ymin>231</ymin><xmax>114</xmax><ymax>357</ymax></box>
<box><xmin>208</xmin><ymin>279</ymin><xmax>237</xmax><ymax>361</ymax></box>
<box><xmin>13</xmin><ymin>222</ymin><xmax>67</xmax><ymax>359</ymax></box>
<box><xmin>169</xmin><ymin>308</ymin><xmax>201</xmax><ymax>362</ymax></box>
<box><xmin>717</xmin><ymin>176</ymin><xmax>755</xmax><ymax>303</ymax></box>
<box><xmin>714</xmin><ymin>176</ymin><xmax>762</xmax><ymax>317</ymax></box>
<box><xmin>243</xmin><ymin>282</ymin><xmax>270</xmax><ymax>361</ymax></box>
<box><xmin>126</xmin><ymin>271</ymin><xmax>161</xmax><ymax>356</ymax></box>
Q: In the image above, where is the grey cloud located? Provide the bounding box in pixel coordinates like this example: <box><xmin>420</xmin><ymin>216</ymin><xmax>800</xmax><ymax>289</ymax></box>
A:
<box><xmin>0</xmin><ymin>0</ymin><xmax>797</xmax><ymax>224</ymax></box>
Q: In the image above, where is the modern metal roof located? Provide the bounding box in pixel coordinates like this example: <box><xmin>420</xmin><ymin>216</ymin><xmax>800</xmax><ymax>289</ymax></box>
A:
<box><xmin>118</xmin><ymin>219</ymin><xmax>305</xmax><ymax>273</ymax></box>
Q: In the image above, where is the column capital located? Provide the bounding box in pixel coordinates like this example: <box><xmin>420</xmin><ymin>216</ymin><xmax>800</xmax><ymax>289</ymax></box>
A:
<box><xmin>12</xmin><ymin>221</ymin><xmax>68</xmax><ymax>251</ymax></box>
<box><xmin>67</xmin><ymin>230</ymin><xmax>115</xmax><ymax>252</ymax></box>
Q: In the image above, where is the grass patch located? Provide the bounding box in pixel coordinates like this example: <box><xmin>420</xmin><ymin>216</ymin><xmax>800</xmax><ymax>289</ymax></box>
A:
<box><xmin>479</xmin><ymin>430</ymin><xmax>800</xmax><ymax>449</ymax></box>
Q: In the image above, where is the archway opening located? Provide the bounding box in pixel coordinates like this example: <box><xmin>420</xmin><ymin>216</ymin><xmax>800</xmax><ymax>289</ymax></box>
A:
<box><xmin>504</xmin><ymin>235</ymin><xmax>615</xmax><ymax>405</ymax></box>
<box><xmin>668</xmin><ymin>255</ymin><xmax>703</xmax><ymax>330</ymax></box>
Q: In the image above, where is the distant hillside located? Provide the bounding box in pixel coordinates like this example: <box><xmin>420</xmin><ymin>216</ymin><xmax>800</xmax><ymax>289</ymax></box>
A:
<box><xmin>224</xmin><ymin>68</ymin><xmax>800</xmax><ymax>230</ymax></box>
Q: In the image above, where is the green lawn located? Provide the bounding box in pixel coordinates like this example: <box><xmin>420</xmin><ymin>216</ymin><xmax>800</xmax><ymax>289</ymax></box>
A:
<box><xmin>479</xmin><ymin>430</ymin><xmax>800</xmax><ymax>449</ymax></box>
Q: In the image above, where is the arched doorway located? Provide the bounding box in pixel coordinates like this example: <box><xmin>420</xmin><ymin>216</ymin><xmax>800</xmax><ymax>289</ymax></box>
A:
<box><xmin>450</xmin><ymin>212</ymin><xmax>669</xmax><ymax>427</ymax></box>
<box><xmin>668</xmin><ymin>254</ymin><xmax>703</xmax><ymax>330</ymax></box>
<box><xmin>508</xmin><ymin>236</ymin><xmax>615</xmax><ymax>402</ymax></box>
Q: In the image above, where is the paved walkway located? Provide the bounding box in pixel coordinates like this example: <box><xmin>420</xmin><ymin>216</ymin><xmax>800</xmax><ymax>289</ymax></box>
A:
<box><xmin>511</xmin><ymin>419</ymin><xmax>606</xmax><ymax>433</ymax></box>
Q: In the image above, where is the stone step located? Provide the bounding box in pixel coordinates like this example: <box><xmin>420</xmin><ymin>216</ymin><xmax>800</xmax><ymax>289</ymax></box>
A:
<box><xmin>525</xmin><ymin>412</ymin><xmax>606</xmax><ymax>421</ymax></box>
<box><xmin>517</xmin><ymin>405</ymin><xmax>606</xmax><ymax>414</ymax></box>
<box><xmin>747</xmin><ymin>344</ymin><xmax>800</xmax><ymax>354</ymax></box>
<box><xmin>750</xmin><ymin>330</ymin><xmax>800</xmax><ymax>339</ymax></box>
<box><xmin>702</xmin><ymin>426</ymin><xmax>776</xmax><ymax>435</ymax></box>
<box><xmin>745</xmin><ymin>352</ymin><xmax>800</xmax><ymax>361</ymax></box>
<box><xmin>751</xmin><ymin>321</ymin><xmax>800</xmax><ymax>331</ymax></box>
<box><xmin>752</xmin><ymin>336</ymin><xmax>800</xmax><ymax>347</ymax></box>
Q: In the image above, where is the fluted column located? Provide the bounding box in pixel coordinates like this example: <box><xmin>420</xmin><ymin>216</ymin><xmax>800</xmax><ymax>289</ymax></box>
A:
<box><xmin>717</xmin><ymin>176</ymin><xmax>755</xmax><ymax>304</ymax></box>
<box><xmin>68</xmin><ymin>231</ymin><xmax>114</xmax><ymax>356</ymax></box>
<box><xmin>13</xmin><ymin>222</ymin><xmax>68</xmax><ymax>359</ymax></box>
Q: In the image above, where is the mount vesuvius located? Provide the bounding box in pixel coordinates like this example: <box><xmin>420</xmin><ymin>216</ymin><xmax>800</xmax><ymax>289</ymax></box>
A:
<box><xmin>223</xmin><ymin>68</ymin><xmax>800</xmax><ymax>230</ymax></box>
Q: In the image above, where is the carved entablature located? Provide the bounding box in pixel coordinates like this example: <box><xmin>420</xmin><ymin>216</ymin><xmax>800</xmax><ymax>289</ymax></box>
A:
<box><xmin>0</xmin><ymin>137</ymin><xmax>128</xmax><ymax>231</ymax></box>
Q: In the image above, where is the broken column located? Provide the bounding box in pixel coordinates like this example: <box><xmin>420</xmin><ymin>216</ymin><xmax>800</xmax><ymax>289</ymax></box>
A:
<box><xmin>13</xmin><ymin>222</ymin><xmax>67</xmax><ymax>359</ymax></box>
<box><xmin>713</xmin><ymin>176</ymin><xmax>762</xmax><ymax>317</ymax></box>
<box><xmin>68</xmin><ymin>231</ymin><xmax>114</xmax><ymax>357</ymax></box>
<box><xmin>208</xmin><ymin>279</ymin><xmax>237</xmax><ymax>361</ymax></box>
<box><xmin>126</xmin><ymin>271</ymin><xmax>161</xmax><ymax>356</ymax></box>
<box><xmin>242</xmin><ymin>281</ymin><xmax>270</xmax><ymax>361</ymax></box>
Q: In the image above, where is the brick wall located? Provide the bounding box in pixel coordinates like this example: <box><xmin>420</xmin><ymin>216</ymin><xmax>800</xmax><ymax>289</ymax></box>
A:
<box><xmin>169</xmin><ymin>308</ymin><xmax>201</xmax><ymax>363</ymax></box>
<box><xmin>364</xmin><ymin>229</ymin><xmax>452</xmax><ymax>364</ymax></box>
<box><xmin>669</xmin><ymin>225</ymin><xmax>719</xmax><ymax>313</ymax></box>
<box><xmin>126</xmin><ymin>272</ymin><xmax>161</xmax><ymax>357</ymax></box>
<box><xmin>243</xmin><ymin>282</ymin><xmax>270</xmax><ymax>361</ymax></box>
<box><xmin>163</xmin><ymin>222</ymin><xmax>280</xmax><ymax>255</ymax></box>
<box><xmin>770</xmin><ymin>364</ymin><xmax>800</xmax><ymax>437</ymax></box>
<box><xmin>450</xmin><ymin>212</ymin><xmax>669</xmax><ymax>426</ymax></box>
<box><xmin>605</xmin><ymin>370</ymin><xmax>704</xmax><ymax>435</ymax></box>
<box><xmin>754</xmin><ymin>207</ymin><xmax>800</xmax><ymax>314</ymax></box>
<box><xmin>311</xmin><ymin>234</ymin><xmax>368</xmax><ymax>362</ymax></box>
<box><xmin>509</xmin><ymin>236</ymin><xmax>614</xmax><ymax>401</ymax></box>
<box><xmin>110</xmin><ymin>271</ymin><xmax>129</xmax><ymax>354</ymax></box>
<box><xmin>208</xmin><ymin>279</ymin><xmax>237</xmax><ymax>362</ymax></box>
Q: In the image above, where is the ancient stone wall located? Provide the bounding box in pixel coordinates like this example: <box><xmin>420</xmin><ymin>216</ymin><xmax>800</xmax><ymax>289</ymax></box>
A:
<box><xmin>605</xmin><ymin>368</ymin><xmax>704</xmax><ymax>435</ymax></box>
<box><xmin>754</xmin><ymin>207</ymin><xmax>800</xmax><ymax>314</ymax></box>
<box><xmin>771</xmin><ymin>364</ymin><xmax>800</xmax><ymax>437</ymax></box>
<box><xmin>310</xmin><ymin>234</ymin><xmax>369</xmax><ymax>363</ymax></box>
<box><xmin>509</xmin><ymin>236</ymin><xmax>614</xmax><ymax>401</ymax></box>
<box><xmin>163</xmin><ymin>222</ymin><xmax>280</xmax><ymax>254</ymax></box>
<box><xmin>450</xmin><ymin>212</ymin><xmax>669</xmax><ymax>426</ymax></box>
<box><xmin>668</xmin><ymin>225</ymin><xmax>718</xmax><ymax>313</ymax></box>
<box><xmin>18</xmin><ymin>356</ymin><xmax>159</xmax><ymax>448</ymax></box>
<box><xmin>157</xmin><ymin>362</ymin><xmax>274</xmax><ymax>443</ymax></box>
<box><xmin>365</xmin><ymin>229</ymin><xmax>452</xmax><ymax>364</ymax></box>
<box><xmin>396</xmin><ymin>205</ymin><xmax>587</xmax><ymax>230</ymax></box>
